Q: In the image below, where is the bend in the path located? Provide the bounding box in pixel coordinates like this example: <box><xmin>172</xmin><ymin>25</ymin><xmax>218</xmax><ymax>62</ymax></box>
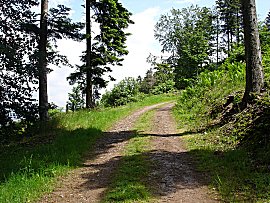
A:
<box><xmin>39</xmin><ymin>102</ymin><xmax>167</xmax><ymax>203</ymax></box>
<box><xmin>147</xmin><ymin>103</ymin><xmax>219</xmax><ymax>203</ymax></box>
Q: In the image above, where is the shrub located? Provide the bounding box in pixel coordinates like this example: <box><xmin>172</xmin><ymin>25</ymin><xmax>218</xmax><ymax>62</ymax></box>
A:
<box><xmin>101</xmin><ymin>77</ymin><xmax>144</xmax><ymax>107</ymax></box>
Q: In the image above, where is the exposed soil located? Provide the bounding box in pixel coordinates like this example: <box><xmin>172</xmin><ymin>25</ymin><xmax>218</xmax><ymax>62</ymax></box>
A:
<box><xmin>146</xmin><ymin>103</ymin><xmax>219</xmax><ymax>203</ymax></box>
<box><xmin>39</xmin><ymin>102</ymin><xmax>219</xmax><ymax>203</ymax></box>
<box><xmin>39</xmin><ymin>103</ymin><xmax>166</xmax><ymax>203</ymax></box>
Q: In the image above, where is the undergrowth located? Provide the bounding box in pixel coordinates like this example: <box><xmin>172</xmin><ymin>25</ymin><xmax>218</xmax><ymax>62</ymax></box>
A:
<box><xmin>0</xmin><ymin>94</ymin><xmax>174</xmax><ymax>203</ymax></box>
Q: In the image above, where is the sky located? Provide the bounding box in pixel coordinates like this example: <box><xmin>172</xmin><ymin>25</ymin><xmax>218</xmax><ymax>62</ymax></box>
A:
<box><xmin>47</xmin><ymin>0</ymin><xmax>270</xmax><ymax>107</ymax></box>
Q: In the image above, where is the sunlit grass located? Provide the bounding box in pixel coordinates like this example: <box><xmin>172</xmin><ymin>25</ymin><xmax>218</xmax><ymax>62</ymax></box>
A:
<box><xmin>182</xmin><ymin>132</ymin><xmax>270</xmax><ymax>202</ymax></box>
<box><xmin>0</xmin><ymin>94</ymin><xmax>175</xmax><ymax>203</ymax></box>
<box><xmin>172</xmin><ymin>63</ymin><xmax>270</xmax><ymax>202</ymax></box>
<box><xmin>103</xmin><ymin>109</ymin><xmax>156</xmax><ymax>203</ymax></box>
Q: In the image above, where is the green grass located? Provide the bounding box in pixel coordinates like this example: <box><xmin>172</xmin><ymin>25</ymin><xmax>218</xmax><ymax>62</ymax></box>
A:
<box><xmin>173</xmin><ymin>61</ymin><xmax>245</xmax><ymax>130</ymax></box>
<box><xmin>172</xmin><ymin>60</ymin><xmax>270</xmax><ymax>202</ymax></box>
<box><xmin>0</xmin><ymin>94</ymin><xmax>174</xmax><ymax>203</ymax></box>
<box><xmin>183</xmin><ymin>132</ymin><xmax>270</xmax><ymax>202</ymax></box>
<box><xmin>103</xmin><ymin>109</ymin><xmax>157</xmax><ymax>203</ymax></box>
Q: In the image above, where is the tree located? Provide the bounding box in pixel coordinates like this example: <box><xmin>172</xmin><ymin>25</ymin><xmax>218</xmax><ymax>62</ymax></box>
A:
<box><xmin>35</xmin><ymin>3</ymin><xmax>84</xmax><ymax>120</ymax></box>
<box><xmin>215</xmin><ymin>0</ymin><xmax>242</xmax><ymax>53</ymax></box>
<box><xmin>68</xmin><ymin>0</ymin><xmax>133</xmax><ymax>108</ymax></box>
<box><xmin>39</xmin><ymin>0</ymin><xmax>49</xmax><ymax>121</ymax></box>
<box><xmin>86</xmin><ymin>0</ymin><xmax>93</xmax><ymax>108</ymax></box>
<box><xmin>0</xmin><ymin>0</ymin><xmax>84</xmax><ymax>124</ymax></box>
<box><xmin>0</xmin><ymin>0</ymin><xmax>39</xmax><ymax>126</ymax></box>
<box><xmin>266</xmin><ymin>10</ymin><xmax>270</xmax><ymax>30</ymax></box>
<box><xmin>139</xmin><ymin>69</ymin><xmax>156</xmax><ymax>94</ymax></box>
<box><xmin>66</xmin><ymin>85</ymin><xmax>85</xmax><ymax>111</ymax></box>
<box><xmin>241</xmin><ymin>0</ymin><xmax>264</xmax><ymax>100</ymax></box>
<box><xmin>154</xmin><ymin>5</ymin><xmax>214</xmax><ymax>88</ymax></box>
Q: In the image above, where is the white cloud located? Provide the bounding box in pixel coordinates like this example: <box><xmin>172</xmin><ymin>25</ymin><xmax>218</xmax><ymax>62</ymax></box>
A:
<box><xmin>47</xmin><ymin>39</ymin><xmax>84</xmax><ymax>107</ymax></box>
<box><xmin>108</xmin><ymin>7</ymin><xmax>162</xmax><ymax>90</ymax></box>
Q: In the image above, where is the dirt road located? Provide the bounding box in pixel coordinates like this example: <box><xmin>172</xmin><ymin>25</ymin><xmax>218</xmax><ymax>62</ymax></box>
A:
<box><xmin>39</xmin><ymin>102</ymin><xmax>218</xmax><ymax>203</ymax></box>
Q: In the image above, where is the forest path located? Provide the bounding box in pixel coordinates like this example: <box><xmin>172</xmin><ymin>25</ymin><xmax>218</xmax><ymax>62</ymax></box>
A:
<box><xmin>146</xmin><ymin>103</ymin><xmax>219</xmax><ymax>203</ymax></box>
<box><xmin>39</xmin><ymin>102</ymin><xmax>166</xmax><ymax>203</ymax></box>
<box><xmin>39</xmin><ymin>102</ymin><xmax>218</xmax><ymax>203</ymax></box>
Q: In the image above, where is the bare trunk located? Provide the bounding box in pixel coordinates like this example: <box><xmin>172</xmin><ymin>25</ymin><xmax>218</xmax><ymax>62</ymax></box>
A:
<box><xmin>86</xmin><ymin>0</ymin><xmax>94</xmax><ymax>108</ymax></box>
<box><xmin>39</xmin><ymin>0</ymin><xmax>49</xmax><ymax>121</ymax></box>
<box><xmin>241</xmin><ymin>0</ymin><xmax>264</xmax><ymax>100</ymax></box>
<box><xmin>216</xmin><ymin>15</ymin><xmax>219</xmax><ymax>66</ymax></box>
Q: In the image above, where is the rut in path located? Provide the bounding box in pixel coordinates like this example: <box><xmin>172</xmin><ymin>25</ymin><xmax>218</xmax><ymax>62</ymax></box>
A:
<box><xmin>146</xmin><ymin>103</ymin><xmax>219</xmax><ymax>203</ymax></box>
<box><xmin>39</xmin><ymin>103</ymin><xmax>165</xmax><ymax>203</ymax></box>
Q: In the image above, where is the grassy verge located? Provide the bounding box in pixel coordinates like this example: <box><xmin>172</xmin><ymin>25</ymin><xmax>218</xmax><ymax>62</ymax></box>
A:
<box><xmin>183</xmin><ymin>132</ymin><xmax>270</xmax><ymax>202</ymax></box>
<box><xmin>173</xmin><ymin>60</ymin><xmax>270</xmax><ymax>202</ymax></box>
<box><xmin>0</xmin><ymin>94</ymin><xmax>174</xmax><ymax>203</ymax></box>
<box><xmin>103</xmin><ymin>109</ymin><xmax>156</xmax><ymax>203</ymax></box>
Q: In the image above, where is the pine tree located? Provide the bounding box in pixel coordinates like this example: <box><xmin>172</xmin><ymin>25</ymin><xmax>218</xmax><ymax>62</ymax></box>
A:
<box><xmin>66</xmin><ymin>85</ymin><xmax>85</xmax><ymax>111</ymax></box>
<box><xmin>68</xmin><ymin>0</ymin><xmax>133</xmax><ymax>108</ymax></box>
<box><xmin>215</xmin><ymin>0</ymin><xmax>242</xmax><ymax>53</ymax></box>
<box><xmin>266</xmin><ymin>10</ymin><xmax>270</xmax><ymax>30</ymax></box>
<box><xmin>139</xmin><ymin>69</ymin><xmax>156</xmax><ymax>94</ymax></box>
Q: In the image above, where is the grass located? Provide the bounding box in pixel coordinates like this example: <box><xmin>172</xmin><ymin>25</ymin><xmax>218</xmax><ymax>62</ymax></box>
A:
<box><xmin>102</xmin><ymin>109</ymin><xmax>157</xmax><ymax>203</ymax></box>
<box><xmin>0</xmin><ymin>94</ymin><xmax>175</xmax><ymax>203</ymax></box>
<box><xmin>173</xmin><ymin>59</ymin><xmax>270</xmax><ymax>202</ymax></box>
<box><xmin>183</xmin><ymin>132</ymin><xmax>270</xmax><ymax>202</ymax></box>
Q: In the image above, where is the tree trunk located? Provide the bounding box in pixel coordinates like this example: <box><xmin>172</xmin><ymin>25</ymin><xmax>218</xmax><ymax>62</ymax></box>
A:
<box><xmin>86</xmin><ymin>0</ymin><xmax>94</xmax><ymax>108</ymax></box>
<box><xmin>216</xmin><ymin>14</ymin><xmax>219</xmax><ymax>66</ymax></box>
<box><xmin>39</xmin><ymin>0</ymin><xmax>49</xmax><ymax>121</ymax></box>
<box><xmin>241</xmin><ymin>0</ymin><xmax>264</xmax><ymax>101</ymax></box>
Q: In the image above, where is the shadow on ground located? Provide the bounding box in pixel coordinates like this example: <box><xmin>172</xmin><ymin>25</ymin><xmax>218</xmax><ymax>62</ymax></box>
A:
<box><xmin>74</xmin><ymin>129</ymin><xmax>220</xmax><ymax>202</ymax></box>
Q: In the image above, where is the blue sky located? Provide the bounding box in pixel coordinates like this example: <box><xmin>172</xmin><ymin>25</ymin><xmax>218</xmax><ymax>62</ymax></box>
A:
<box><xmin>48</xmin><ymin>0</ymin><xmax>270</xmax><ymax>107</ymax></box>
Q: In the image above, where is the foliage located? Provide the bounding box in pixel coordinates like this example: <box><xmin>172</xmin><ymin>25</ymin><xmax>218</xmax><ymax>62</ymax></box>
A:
<box><xmin>155</xmin><ymin>5</ymin><xmax>214</xmax><ymax>89</ymax></box>
<box><xmin>138</xmin><ymin>57</ymin><xmax>177</xmax><ymax>95</ymax></box>
<box><xmin>0</xmin><ymin>0</ymin><xmax>39</xmax><ymax>126</ymax></box>
<box><xmin>151</xmin><ymin>80</ymin><xmax>176</xmax><ymax>95</ymax></box>
<box><xmin>101</xmin><ymin>63</ymin><xmax>177</xmax><ymax>107</ymax></box>
<box><xmin>265</xmin><ymin>10</ymin><xmax>270</xmax><ymax>31</ymax></box>
<box><xmin>174</xmin><ymin>58</ymin><xmax>245</xmax><ymax>129</ymax></box>
<box><xmin>173</xmin><ymin>28</ymin><xmax>270</xmax><ymax>201</ymax></box>
<box><xmin>139</xmin><ymin>69</ymin><xmax>156</xmax><ymax>94</ymax></box>
<box><xmin>66</xmin><ymin>85</ymin><xmax>85</xmax><ymax>111</ymax></box>
<box><xmin>153</xmin><ymin>63</ymin><xmax>175</xmax><ymax>85</ymax></box>
<box><xmin>215</xmin><ymin>0</ymin><xmax>242</xmax><ymax>50</ymax></box>
<box><xmin>259</xmin><ymin>22</ymin><xmax>270</xmax><ymax>89</ymax></box>
<box><xmin>101</xmin><ymin>77</ymin><xmax>144</xmax><ymax>107</ymax></box>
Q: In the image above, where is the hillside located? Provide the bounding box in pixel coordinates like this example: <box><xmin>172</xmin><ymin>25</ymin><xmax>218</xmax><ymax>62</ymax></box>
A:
<box><xmin>173</xmin><ymin>52</ymin><xmax>270</xmax><ymax>202</ymax></box>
